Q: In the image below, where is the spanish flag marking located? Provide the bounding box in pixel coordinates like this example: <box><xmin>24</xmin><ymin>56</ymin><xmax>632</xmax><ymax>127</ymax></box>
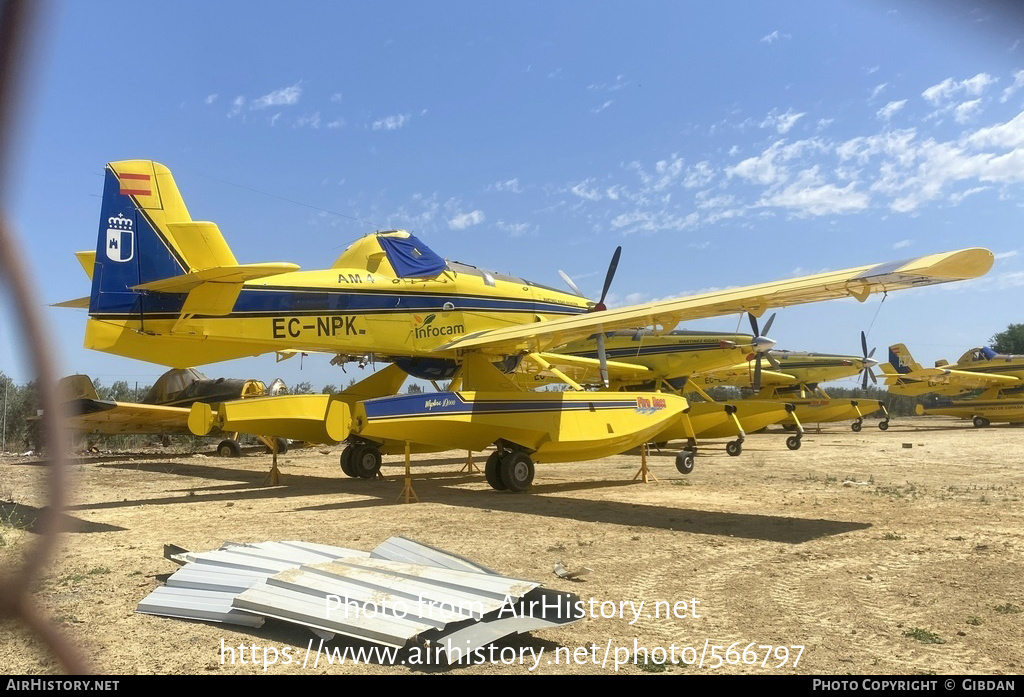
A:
<box><xmin>118</xmin><ymin>172</ymin><xmax>152</xmax><ymax>197</ymax></box>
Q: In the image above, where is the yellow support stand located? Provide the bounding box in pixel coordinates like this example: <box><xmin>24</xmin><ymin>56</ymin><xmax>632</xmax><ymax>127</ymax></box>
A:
<box><xmin>264</xmin><ymin>438</ymin><xmax>281</xmax><ymax>486</ymax></box>
<box><xmin>633</xmin><ymin>442</ymin><xmax>658</xmax><ymax>483</ymax></box>
<box><xmin>397</xmin><ymin>441</ymin><xmax>419</xmax><ymax>504</ymax></box>
<box><xmin>460</xmin><ymin>450</ymin><xmax>481</xmax><ymax>473</ymax></box>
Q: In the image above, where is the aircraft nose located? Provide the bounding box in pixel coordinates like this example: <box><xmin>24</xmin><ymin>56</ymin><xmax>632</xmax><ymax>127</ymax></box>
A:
<box><xmin>863</xmin><ymin>357</ymin><xmax>879</xmax><ymax>369</ymax></box>
<box><xmin>755</xmin><ymin>336</ymin><xmax>776</xmax><ymax>353</ymax></box>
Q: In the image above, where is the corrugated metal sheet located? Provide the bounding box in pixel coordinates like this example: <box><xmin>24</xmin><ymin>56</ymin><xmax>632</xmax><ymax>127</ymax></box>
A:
<box><xmin>137</xmin><ymin>537</ymin><xmax>582</xmax><ymax>661</ymax></box>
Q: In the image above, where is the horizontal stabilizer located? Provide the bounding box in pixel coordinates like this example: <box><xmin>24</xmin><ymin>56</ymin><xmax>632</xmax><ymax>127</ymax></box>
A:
<box><xmin>132</xmin><ymin>263</ymin><xmax>299</xmax><ymax>293</ymax></box>
<box><xmin>53</xmin><ymin>296</ymin><xmax>91</xmax><ymax>309</ymax></box>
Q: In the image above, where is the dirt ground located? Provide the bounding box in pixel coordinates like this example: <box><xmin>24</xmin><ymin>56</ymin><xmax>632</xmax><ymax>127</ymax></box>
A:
<box><xmin>0</xmin><ymin>416</ymin><xmax>1021</xmax><ymax>676</ymax></box>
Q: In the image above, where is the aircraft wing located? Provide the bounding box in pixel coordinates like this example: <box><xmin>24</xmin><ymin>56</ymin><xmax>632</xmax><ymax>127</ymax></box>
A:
<box><xmin>64</xmin><ymin>399</ymin><xmax>193</xmax><ymax>435</ymax></box>
<box><xmin>880</xmin><ymin>365</ymin><xmax>1019</xmax><ymax>390</ymax></box>
<box><xmin>694</xmin><ymin>363</ymin><xmax>798</xmax><ymax>387</ymax></box>
<box><xmin>438</xmin><ymin>248</ymin><xmax>993</xmax><ymax>356</ymax></box>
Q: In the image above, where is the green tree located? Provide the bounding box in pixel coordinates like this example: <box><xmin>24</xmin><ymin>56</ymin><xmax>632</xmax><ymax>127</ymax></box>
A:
<box><xmin>292</xmin><ymin>381</ymin><xmax>313</xmax><ymax>394</ymax></box>
<box><xmin>990</xmin><ymin>323</ymin><xmax>1024</xmax><ymax>354</ymax></box>
<box><xmin>321</xmin><ymin>384</ymin><xmax>338</xmax><ymax>394</ymax></box>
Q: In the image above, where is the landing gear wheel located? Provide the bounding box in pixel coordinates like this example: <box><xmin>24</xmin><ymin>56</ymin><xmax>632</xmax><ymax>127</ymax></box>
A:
<box><xmin>484</xmin><ymin>451</ymin><xmax>507</xmax><ymax>491</ymax></box>
<box><xmin>499</xmin><ymin>451</ymin><xmax>535</xmax><ymax>492</ymax></box>
<box><xmin>675</xmin><ymin>450</ymin><xmax>695</xmax><ymax>474</ymax></box>
<box><xmin>265</xmin><ymin>437</ymin><xmax>289</xmax><ymax>454</ymax></box>
<box><xmin>973</xmin><ymin>416</ymin><xmax>990</xmax><ymax>428</ymax></box>
<box><xmin>349</xmin><ymin>444</ymin><xmax>382</xmax><ymax>478</ymax></box>
<box><xmin>339</xmin><ymin>445</ymin><xmax>357</xmax><ymax>477</ymax></box>
<box><xmin>878</xmin><ymin>420</ymin><xmax>890</xmax><ymax>431</ymax></box>
<box><xmin>726</xmin><ymin>440</ymin><xmax>743</xmax><ymax>457</ymax></box>
<box><xmin>217</xmin><ymin>439</ymin><xmax>241</xmax><ymax>458</ymax></box>
<box><xmin>851</xmin><ymin>419</ymin><xmax>863</xmax><ymax>433</ymax></box>
<box><xmin>786</xmin><ymin>435</ymin><xmax>802</xmax><ymax>451</ymax></box>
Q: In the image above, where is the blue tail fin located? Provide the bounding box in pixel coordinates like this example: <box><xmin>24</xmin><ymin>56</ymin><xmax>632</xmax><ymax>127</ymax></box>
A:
<box><xmin>89</xmin><ymin>161</ymin><xmax>191</xmax><ymax>316</ymax></box>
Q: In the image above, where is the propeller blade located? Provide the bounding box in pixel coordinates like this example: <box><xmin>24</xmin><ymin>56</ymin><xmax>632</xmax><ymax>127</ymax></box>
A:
<box><xmin>596</xmin><ymin>246</ymin><xmax>622</xmax><ymax>309</ymax></box>
<box><xmin>596</xmin><ymin>332</ymin><xmax>609</xmax><ymax>388</ymax></box>
<box><xmin>868</xmin><ymin>347</ymin><xmax>876</xmax><ymax>359</ymax></box>
<box><xmin>766</xmin><ymin>352</ymin><xmax>782</xmax><ymax>370</ymax></box>
<box><xmin>861</xmin><ymin>369</ymin><xmax>869</xmax><ymax>391</ymax></box>
<box><xmin>869</xmin><ymin>369</ymin><xmax>877</xmax><ymax>385</ymax></box>
<box><xmin>753</xmin><ymin>357</ymin><xmax>762</xmax><ymax>392</ymax></box>
<box><xmin>748</xmin><ymin>312</ymin><xmax>759</xmax><ymax>338</ymax></box>
<box><xmin>761</xmin><ymin>312</ymin><xmax>776</xmax><ymax>337</ymax></box>
<box><xmin>558</xmin><ymin>269</ymin><xmax>584</xmax><ymax>297</ymax></box>
<box><xmin>861</xmin><ymin>330</ymin><xmax>868</xmax><ymax>359</ymax></box>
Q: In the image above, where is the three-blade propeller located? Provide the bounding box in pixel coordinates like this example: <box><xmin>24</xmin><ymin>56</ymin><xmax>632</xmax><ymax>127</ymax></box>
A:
<box><xmin>559</xmin><ymin>247</ymin><xmax>623</xmax><ymax>388</ymax></box>
<box><xmin>748</xmin><ymin>312</ymin><xmax>780</xmax><ymax>391</ymax></box>
<box><xmin>859</xmin><ymin>330</ymin><xmax>878</xmax><ymax>390</ymax></box>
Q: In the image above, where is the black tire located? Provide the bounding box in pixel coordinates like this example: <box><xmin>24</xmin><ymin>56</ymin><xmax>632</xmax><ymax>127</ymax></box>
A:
<box><xmin>484</xmin><ymin>451</ymin><xmax>507</xmax><ymax>490</ymax></box>
<box><xmin>499</xmin><ymin>451</ymin><xmax>535</xmax><ymax>492</ymax></box>
<box><xmin>350</xmin><ymin>444</ymin><xmax>382</xmax><ymax>478</ymax></box>
<box><xmin>265</xmin><ymin>437</ymin><xmax>289</xmax><ymax>454</ymax></box>
<box><xmin>339</xmin><ymin>445</ymin><xmax>357</xmax><ymax>477</ymax></box>
<box><xmin>786</xmin><ymin>435</ymin><xmax>802</xmax><ymax>451</ymax></box>
<box><xmin>878</xmin><ymin>420</ymin><xmax>889</xmax><ymax>431</ymax></box>
<box><xmin>851</xmin><ymin>420</ymin><xmax>862</xmax><ymax>433</ymax></box>
<box><xmin>675</xmin><ymin>450</ymin><xmax>695</xmax><ymax>474</ymax></box>
<box><xmin>217</xmin><ymin>439</ymin><xmax>241</xmax><ymax>458</ymax></box>
<box><xmin>973</xmin><ymin>416</ymin><xmax>990</xmax><ymax>428</ymax></box>
<box><xmin>726</xmin><ymin>440</ymin><xmax>742</xmax><ymax>457</ymax></box>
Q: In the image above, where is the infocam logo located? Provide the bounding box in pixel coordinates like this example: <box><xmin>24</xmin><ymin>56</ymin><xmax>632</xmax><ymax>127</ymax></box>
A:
<box><xmin>413</xmin><ymin>314</ymin><xmax>464</xmax><ymax>339</ymax></box>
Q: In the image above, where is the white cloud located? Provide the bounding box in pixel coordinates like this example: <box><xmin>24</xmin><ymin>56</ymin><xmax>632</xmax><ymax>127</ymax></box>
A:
<box><xmin>372</xmin><ymin>113</ymin><xmax>410</xmax><ymax>131</ymax></box>
<box><xmin>330</xmin><ymin>92</ymin><xmax>343</xmax><ymax>103</ymax></box>
<box><xmin>205</xmin><ymin>93</ymin><xmax>218</xmax><ymax>105</ymax></box>
<box><xmin>756</xmin><ymin>166</ymin><xmax>870</xmax><ymax>216</ymax></box>
<box><xmin>995</xmin><ymin>250</ymin><xmax>1019</xmax><ymax>260</ymax></box>
<box><xmin>870</xmin><ymin>83</ymin><xmax>889</xmax><ymax>100</ymax></box>
<box><xmin>761</xmin><ymin>108</ymin><xmax>805</xmax><ymax>134</ymax></box>
<box><xmin>570</xmin><ymin>178</ymin><xmax>603</xmax><ymax>201</ymax></box>
<box><xmin>296</xmin><ymin>111</ymin><xmax>321</xmax><ymax>129</ymax></box>
<box><xmin>489</xmin><ymin>178</ymin><xmax>523</xmax><ymax>193</ymax></box>
<box><xmin>760</xmin><ymin>30</ymin><xmax>790</xmax><ymax>44</ymax></box>
<box><xmin>954</xmin><ymin>99</ymin><xmax>983</xmax><ymax>124</ymax></box>
<box><xmin>228</xmin><ymin>96</ymin><xmax>245</xmax><ymax>117</ymax></box>
<box><xmin>1000</xmin><ymin>70</ymin><xmax>1024</xmax><ymax>103</ymax></box>
<box><xmin>448</xmin><ymin>210</ymin><xmax>485</xmax><ymax>230</ymax></box>
<box><xmin>892</xmin><ymin>239</ymin><xmax>913</xmax><ymax>249</ymax></box>
<box><xmin>922</xmin><ymin>73</ymin><xmax>996</xmax><ymax>105</ymax></box>
<box><xmin>251</xmin><ymin>83</ymin><xmax>302</xmax><ymax>110</ymax></box>
<box><xmin>876</xmin><ymin>99</ymin><xmax>907</xmax><ymax>121</ymax></box>
<box><xmin>326</xmin><ymin>118</ymin><xmax>345</xmax><ymax>129</ymax></box>
<box><xmin>591</xmin><ymin>100</ymin><xmax>614</xmax><ymax>114</ymax></box>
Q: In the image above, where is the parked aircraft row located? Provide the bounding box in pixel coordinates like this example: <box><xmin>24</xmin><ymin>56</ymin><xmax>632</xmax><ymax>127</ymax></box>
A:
<box><xmin>56</xmin><ymin>160</ymin><xmax>996</xmax><ymax>492</ymax></box>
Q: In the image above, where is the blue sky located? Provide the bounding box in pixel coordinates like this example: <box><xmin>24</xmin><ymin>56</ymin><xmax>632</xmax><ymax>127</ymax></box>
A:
<box><xmin>3</xmin><ymin>1</ymin><xmax>1024</xmax><ymax>390</ymax></box>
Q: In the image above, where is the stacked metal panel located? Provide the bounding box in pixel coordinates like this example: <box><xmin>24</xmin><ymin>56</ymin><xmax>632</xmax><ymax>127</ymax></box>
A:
<box><xmin>136</xmin><ymin>537</ymin><xmax>582</xmax><ymax>662</ymax></box>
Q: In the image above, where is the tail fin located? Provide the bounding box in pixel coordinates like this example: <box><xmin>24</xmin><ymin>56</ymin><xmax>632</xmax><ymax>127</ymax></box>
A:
<box><xmin>89</xmin><ymin>161</ymin><xmax>191</xmax><ymax>314</ymax></box>
<box><xmin>887</xmin><ymin>343</ymin><xmax>921</xmax><ymax>374</ymax></box>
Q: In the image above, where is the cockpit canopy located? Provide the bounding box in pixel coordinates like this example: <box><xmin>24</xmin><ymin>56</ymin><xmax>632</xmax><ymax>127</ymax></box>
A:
<box><xmin>143</xmin><ymin>368</ymin><xmax>208</xmax><ymax>404</ymax></box>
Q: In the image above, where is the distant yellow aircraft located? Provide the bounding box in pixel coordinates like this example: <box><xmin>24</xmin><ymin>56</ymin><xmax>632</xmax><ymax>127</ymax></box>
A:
<box><xmin>696</xmin><ymin>332</ymin><xmax>889</xmax><ymax>432</ymax></box>
<box><xmin>64</xmin><ymin>160</ymin><xmax>994</xmax><ymax>490</ymax></box>
<box><xmin>58</xmin><ymin>367</ymin><xmax>286</xmax><ymax>455</ymax></box>
<box><xmin>508</xmin><ymin>323</ymin><xmax>803</xmax><ymax>455</ymax></box>
<box><xmin>881</xmin><ymin>343</ymin><xmax>1023</xmax><ymax>426</ymax></box>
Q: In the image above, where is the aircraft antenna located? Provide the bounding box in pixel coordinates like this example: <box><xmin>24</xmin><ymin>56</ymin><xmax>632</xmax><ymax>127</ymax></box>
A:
<box><xmin>189</xmin><ymin>170</ymin><xmax>386</xmax><ymax>229</ymax></box>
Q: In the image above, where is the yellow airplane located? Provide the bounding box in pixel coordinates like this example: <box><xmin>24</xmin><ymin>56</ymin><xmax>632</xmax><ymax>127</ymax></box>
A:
<box><xmin>64</xmin><ymin>160</ymin><xmax>994</xmax><ymax>490</ymax></box>
<box><xmin>881</xmin><ymin>343</ymin><xmax>1023</xmax><ymax>426</ymax></box>
<box><xmin>58</xmin><ymin>367</ymin><xmax>289</xmax><ymax>455</ymax></box>
<box><xmin>689</xmin><ymin>331</ymin><xmax>889</xmax><ymax>431</ymax></box>
<box><xmin>508</xmin><ymin>323</ymin><xmax>803</xmax><ymax>456</ymax></box>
